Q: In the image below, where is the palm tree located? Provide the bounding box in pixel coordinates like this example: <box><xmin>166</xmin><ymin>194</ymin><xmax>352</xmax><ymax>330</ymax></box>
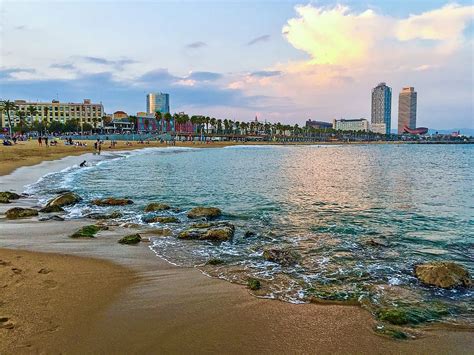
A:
<box><xmin>163</xmin><ymin>112</ymin><xmax>172</xmax><ymax>132</ymax></box>
<box><xmin>15</xmin><ymin>110</ymin><xmax>27</xmax><ymax>134</ymax></box>
<box><xmin>26</xmin><ymin>105</ymin><xmax>38</xmax><ymax>125</ymax></box>
<box><xmin>92</xmin><ymin>117</ymin><xmax>99</xmax><ymax>133</ymax></box>
<box><xmin>0</xmin><ymin>100</ymin><xmax>18</xmax><ymax>136</ymax></box>
<box><xmin>154</xmin><ymin>111</ymin><xmax>162</xmax><ymax>133</ymax></box>
<box><xmin>127</xmin><ymin>115</ymin><xmax>137</xmax><ymax>132</ymax></box>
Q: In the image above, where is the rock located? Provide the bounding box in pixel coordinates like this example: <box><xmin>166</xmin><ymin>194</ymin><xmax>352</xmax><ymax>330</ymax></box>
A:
<box><xmin>92</xmin><ymin>198</ymin><xmax>133</xmax><ymax>206</ymax></box>
<box><xmin>414</xmin><ymin>261</ymin><xmax>471</xmax><ymax>288</ymax></box>
<box><xmin>0</xmin><ymin>196</ymin><xmax>10</xmax><ymax>203</ymax></box>
<box><xmin>365</xmin><ymin>238</ymin><xmax>388</xmax><ymax>247</ymax></box>
<box><xmin>70</xmin><ymin>225</ymin><xmax>106</xmax><ymax>238</ymax></box>
<box><xmin>376</xmin><ymin>302</ymin><xmax>449</xmax><ymax>326</ymax></box>
<box><xmin>0</xmin><ymin>191</ymin><xmax>21</xmax><ymax>201</ymax></box>
<box><xmin>143</xmin><ymin>216</ymin><xmax>180</xmax><ymax>224</ymax></box>
<box><xmin>140</xmin><ymin>228</ymin><xmax>172</xmax><ymax>237</ymax></box>
<box><xmin>206</xmin><ymin>258</ymin><xmax>225</xmax><ymax>265</ymax></box>
<box><xmin>118</xmin><ymin>234</ymin><xmax>142</xmax><ymax>245</ymax></box>
<box><xmin>46</xmin><ymin>192</ymin><xmax>81</xmax><ymax>208</ymax></box>
<box><xmin>178</xmin><ymin>222</ymin><xmax>234</xmax><ymax>241</ymax></box>
<box><xmin>244</xmin><ymin>231</ymin><xmax>256</xmax><ymax>238</ymax></box>
<box><xmin>121</xmin><ymin>222</ymin><xmax>141</xmax><ymax>229</ymax></box>
<box><xmin>263</xmin><ymin>247</ymin><xmax>301</xmax><ymax>266</ymax></box>
<box><xmin>39</xmin><ymin>215</ymin><xmax>65</xmax><ymax>221</ymax></box>
<box><xmin>144</xmin><ymin>203</ymin><xmax>171</xmax><ymax>212</ymax></box>
<box><xmin>5</xmin><ymin>207</ymin><xmax>38</xmax><ymax>219</ymax></box>
<box><xmin>187</xmin><ymin>207</ymin><xmax>222</xmax><ymax>220</ymax></box>
<box><xmin>247</xmin><ymin>278</ymin><xmax>261</xmax><ymax>290</ymax></box>
<box><xmin>86</xmin><ymin>211</ymin><xmax>123</xmax><ymax>220</ymax></box>
<box><xmin>39</xmin><ymin>205</ymin><xmax>65</xmax><ymax>213</ymax></box>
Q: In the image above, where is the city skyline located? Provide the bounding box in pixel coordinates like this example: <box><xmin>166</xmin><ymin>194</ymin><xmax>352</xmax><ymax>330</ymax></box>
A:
<box><xmin>0</xmin><ymin>1</ymin><xmax>473</xmax><ymax>129</ymax></box>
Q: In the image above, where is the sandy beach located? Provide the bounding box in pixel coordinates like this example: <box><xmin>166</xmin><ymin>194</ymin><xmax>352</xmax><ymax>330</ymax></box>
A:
<box><xmin>0</xmin><ymin>145</ymin><xmax>473</xmax><ymax>354</ymax></box>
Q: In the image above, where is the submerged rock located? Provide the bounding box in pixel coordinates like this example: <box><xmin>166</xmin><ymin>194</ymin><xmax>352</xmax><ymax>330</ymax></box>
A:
<box><xmin>92</xmin><ymin>198</ymin><xmax>133</xmax><ymax>206</ymax></box>
<box><xmin>244</xmin><ymin>231</ymin><xmax>256</xmax><ymax>238</ymax></box>
<box><xmin>206</xmin><ymin>258</ymin><xmax>225</xmax><ymax>265</ymax></box>
<box><xmin>187</xmin><ymin>206</ymin><xmax>222</xmax><ymax>220</ymax></box>
<box><xmin>263</xmin><ymin>247</ymin><xmax>301</xmax><ymax>266</ymax></box>
<box><xmin>144</xmin><ymin>203</ymin><xmax>171</xmax><ymax>212</ymax></box>
<box><xmin>118</xmin><ymin>234</ymin><xmax>142</xmax><ymax>245</ymax></box>
<box><xmin>376</xmin><ymin>302</ymin><xmax>449</xmax><ymax>326</ymax></box>
<box><xmin>178</xmin><ymin>222</ymin><xmax>235</xmax><ymax>241</ymax></box>
<box><xmin>86</xmin><ymin>211</ymin><xmax>123</xmax><ymax>220</ymax></box>
<box><xmin>46</xmin><ymin>192</ymin><xmax>82</xmax><ymax>208</ymax></box>
<box><xmin>141</xmin><ymin>228</ymin><xmax>173</xmax><ymax>237</ymax></box>
<box><xmin>40</xmin><ymin>205</ymin><xmax>65</xmax><ymax>213</ymax></box>
<box><xmin>0</xmin><ymin>191</ymin><xmax>21</xmax><ymax>202</ymax></box>
<box><xmin>5</xmin><ymin>207</ymin><xmax>38</xmax><ymax>219</ymax></box>
<box><xmin>414</xmin><ymin>261</ymin><xmax>471</xmax><ymax>288</ymax></box>
<box><xmin>70</xmin><ymin>225</ymin><xmax>107</xmax><ymax>238</ymax></box>
<box><xmin>143</xmin><ymin>216</ymin><xmax>180</xmax><ymax>224</ymax></box>
<box><xmin>39</xmin><ymin>215</ymin><xmax>65</xmax><ymax>221</ymax></box>
<box><xmin>247</xmin><ymin>278</ymin><xmax>261</xmax><ymax>290</ymax></box>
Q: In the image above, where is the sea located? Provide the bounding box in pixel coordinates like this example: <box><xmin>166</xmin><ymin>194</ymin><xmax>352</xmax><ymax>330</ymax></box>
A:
<box><xmin>26</xmin><ymin>144</ymin><xmax>474</xmax><ymax>327</ymax></box>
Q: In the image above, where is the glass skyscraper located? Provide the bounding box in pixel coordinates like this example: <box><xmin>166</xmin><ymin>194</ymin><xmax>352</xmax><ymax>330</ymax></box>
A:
<box><xmin>398</xmin><ymin>87</ymin><xmax>417</xmax><ymax>134</ymax></box>
<box><xmin>146</xmin><ymin>93</ymin><xmax>170</xmax><ymax>114</ymax></box>
<box><xmin>371</xmin><ymin>82</ymin><xmax>392</xmax><ymax>135</ymax></box>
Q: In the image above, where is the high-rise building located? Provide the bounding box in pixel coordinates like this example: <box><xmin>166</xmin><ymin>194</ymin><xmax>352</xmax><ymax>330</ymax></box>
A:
<box><xmin>371</xmin><ymin>82</ymin><xmax>391</xmax><ymax>135</ymax></box>
<box><xmin>146</xmin><ymin>93</ymin><xmax>170</xmax><ymax>114</ymax></box>
<box><xmin>398</xmin><ymin>87</ymin><xmax>417</xmax><ymax>134</ymax></box>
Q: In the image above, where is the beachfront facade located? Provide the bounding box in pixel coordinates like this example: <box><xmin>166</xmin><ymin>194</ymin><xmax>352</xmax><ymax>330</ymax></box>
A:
<box><xmin>305</xmin><ymin>119</ymin><xmax>333</xmax><ymax>130</ymax></box>
<box><xmin>2</xmin><ymin>99</ymin><xmax>104</xmax><ymax>128</ymax></box>
<box><xmin>398</xmin><ymin>87</ymin><xmax>417</xmax><ymax>134</ymax></box>
<box><xmin>371</xmin><ymin>83</ymin><xmax>391</xmax><ymax>135</ymax></box>
<box><xmin>146</xmin><ymin>93</ymin><xmax>170</xmax><ymax>114</ymax></box>
<box><xmin>333</xmin><ymin>118</ymin><xmax>369</xmax><ymax>132</ymax></box>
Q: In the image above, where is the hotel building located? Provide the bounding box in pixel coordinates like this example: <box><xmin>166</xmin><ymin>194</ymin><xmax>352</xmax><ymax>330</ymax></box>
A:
<box><xmin>398</xmin><ymin>87</ymin><xmax>417</xmax><ymax>134</ymax></box>
<box><xmin>333</xmin><ymin>118</ymin><xmax>369</xmax><ymax>132</ymax></box>
<box><xmin>2</xmin><ymin>99</ymin><xmax>104</xmax><ymax>128</ymax></box>
<box><xmin>371</xmin><ymin>82</ymin><xmax>392</xmax><ymax>135</ymax></box>
<box><xmin>146</xmin><ymin>93</ymin><xmax>170</xmax><ymax>114</ymax></box>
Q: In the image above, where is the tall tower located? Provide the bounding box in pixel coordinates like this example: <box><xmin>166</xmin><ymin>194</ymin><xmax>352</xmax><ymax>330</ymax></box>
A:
<box><xmin>371</xmin><ymin>82</ymin><xmax>391</xmax><ymax>134</ymax></box>
<box><xmin>398</xmin><ymin>87</ymin><xmax>417</xmax><ymax>134</ymax></box>
<box><xmin>146</xmin><ymin>93</ymin><xmax>170</xmax><ymax>114</ymax></box>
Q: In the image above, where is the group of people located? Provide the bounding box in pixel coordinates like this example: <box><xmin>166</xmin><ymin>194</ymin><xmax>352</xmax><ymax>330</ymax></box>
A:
<box><xmin>37</xmin><ymin>136</ymin><xmax>49</xmax><ymax>146</ymax></box>
<box><xmin>94</xmin><ymin>139</ymin><xmax>103</xmax><ymax>154</ymax></box>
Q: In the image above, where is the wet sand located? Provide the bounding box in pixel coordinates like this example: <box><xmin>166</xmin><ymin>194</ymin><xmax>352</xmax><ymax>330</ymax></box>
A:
<box><xmin>0</xmin><ymin>147</ymin><xmax>473</xmax><ymax>354</ymax></box>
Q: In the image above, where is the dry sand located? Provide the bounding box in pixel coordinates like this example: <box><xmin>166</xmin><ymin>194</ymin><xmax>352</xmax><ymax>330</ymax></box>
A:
<box><xmin>0</xmin><ymin>143</ymin><xmax>473</xmax><ymax>354</ymax></box>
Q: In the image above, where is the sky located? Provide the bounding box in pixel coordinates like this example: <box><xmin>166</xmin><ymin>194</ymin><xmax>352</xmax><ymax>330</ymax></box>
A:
<box><xmin>0</xmin><ymin>0</ymin><xmax>473</xmax><ymax>129</ymax></box>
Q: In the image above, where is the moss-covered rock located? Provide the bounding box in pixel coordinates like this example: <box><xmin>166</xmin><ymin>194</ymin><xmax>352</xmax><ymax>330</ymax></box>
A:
<box><xmin>118</xmin><ymin>234</ymin><xmax>142</xmax><ymax>245</ymax></box>
<box><xmin>178</xmin><ymin>222</ymin><xmax>235</xmax><ymax>241</ymax></box>
<box><xmin>86</xmin><ymin>211</ymin><xmax>123</xmax><ymax>220</ymax></box>
<box><xmin>376</xmin><ymin>303</ymin><xmax>449</xmax><ymax>326</ymax></box>
<box><xmin>144</xmin><ymin>203</ymin><xmax>171</xmax><ymax>212</ymax></box>
<box><xmin>247</xmin><ymin>278</ymin><xmax>261</xmax><ymax>290</ymax></box>
<box><xmin>40</xmin><ymin>205</ymin><xmax>65</xmax><ymax>213</ymax></box>
<box><xmin>206</xmin><ymin>258</ymin><xmax>225</xmax><ymax>265</ymax></box>
<box><xmin>0</xmin><ymin>191</ymin><xmax>21</xmax><ymax>201</ymax></box>
<box><xmin>70</xmin><ymin>225</ymin><xmax>105</xmax><ymax>238</ymax></box>
<box><xmin>143</xmin><ymin>216</ymin><xmax>180</xmax><ymax>224</ymax></box>
<box><xmin>92</xmin><ymin>198</ymin><xmax>133</xmax><ymax>206</ymax></box>
<box><xmin>46</xmin><ymin>192</ymin><xmax>81</xmax><ymax>208</ymax></box>
<box><xmin>0</xmin><ymin>196</ymin><xmax>11</xmax><ymax>203</ymax></box>
<box><xmin>414</xmin><ymin>261</ymin><xmax>471</xmax><ymax>288</ymax></box>
<box><xmin>374</xmin><ymin>326</ymin><xmax>408</xmax><ymax>340</ymax></box>
<box><xmin>263</xmin><ymin>247</ymin><xmax>301</xmax><ymax>266</ymax></box>
<box><xmin>5</xmin><ymin>207</ymin><xmax>38</xmax><ymax>219</ymax></box>
<box><xmin>187</xmin><ymin>206</ymin><xmax>222</xmax><ymax>219</ymax></box>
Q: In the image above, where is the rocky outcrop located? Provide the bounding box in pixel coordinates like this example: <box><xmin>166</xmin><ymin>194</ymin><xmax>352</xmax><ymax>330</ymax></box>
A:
<box><xmin>143</xmin><ymin>216</ymin><xmax>180</xmax><ymax>224</ymax></box>
<box><xmin>144</xmin><ymin>203</ymin><xmax>171</xmax><ymax>212</ymax></box>
<box><xmin>263</xmin><ymin>247</ymin><xmax>301</xmax><ymax>266</ymax></box>
<box><xmin>187</xmin><ymin>207</ymin><xmax>222</xmax><ymax>220</ymax></box>
<box><xmin>118</xmin><ymin>234</ymin><xmax>142</xmax><ymax>245</ymax></box>
<box><xmin>178</xmin><ymin>222</ymin><xmax>235</xmax><ymax>241</ymax></box>
<box><xmin>70</xmin><ymin>225</ymin><xmax>107</xmax><ymax>238</ymax></box>
<box><xmin>46</xmin><ymin>192</ymin><xmax>82</xmax><ymax>208</ymax></box>
<box><xmin>92</xmin><ymin>198</ymin><xmax>133</xmax><ymax>206</ymax></box>
<box><xmin>0</xmin><ymin>191</ymin><xmax>21</xmax><ymax>201</ymax></box>
<box><xmin>86</xmin><ymin>211</ymin><xmax>123</xmax><ymax>220</ymax></box>
<box><xmin>39</xmin><ymin>205</ymin><xmax>65</xmax><ymax>213</ymax></box>
<box><xmin>5</xmin><ymin>207</ymin><xmax>38</xmax><ymax>219</ymax></box>
<box><xmin>414</xmin><ymin>261</ymin><xmax>471</xmax><ymax>288</ymax></box>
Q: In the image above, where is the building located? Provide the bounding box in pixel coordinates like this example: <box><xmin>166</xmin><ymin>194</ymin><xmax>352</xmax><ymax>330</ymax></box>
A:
<box><xmin>146</xmin><ymin>93</ymin><xmax>170</xmax><ymax>114</ymax></box>
<box><xmin>398</xmin><ymin>87</ymin><xmax>417</xmax><ymax>134</ymax></box>
<box><xmin>305</xmin><ymin>119</ymin><xmax>333</xmax><ymax>130</ymax></box>
<box><xmin>112</xmin><ymin>110</ymin><xmax>128</xmax><ymax>120</ymax></box>
<box><xmin>2</xmin><ymin>99</ymin><xmax>104</xmax><ymax>128</ymax></box>
<box><xmin>371</xmin><ymin>82</ymin><xmax>391</xmax><ymax>134</ymax></box>
<box><xmin>333</xmin><ymin>118</ymin><xmax>369</xmax><ymax>132</ymax></box>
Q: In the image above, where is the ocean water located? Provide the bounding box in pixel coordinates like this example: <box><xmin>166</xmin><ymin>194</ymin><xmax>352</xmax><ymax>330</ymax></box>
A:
<box><xmin>27</xmin><ymin>144</ymin><xmax>474</xmax><ymax>327</ymax></box>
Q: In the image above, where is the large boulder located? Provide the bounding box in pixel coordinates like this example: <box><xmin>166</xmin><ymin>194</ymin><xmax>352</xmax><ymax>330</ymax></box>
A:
<box><xmin>263</xmin><ymin>247</ymin><xmax>301</xmax><ymax>266</ymax></box>
<box><xmin>187</xmin><ymin>207</ymin><xmax>222</xmax><ymax>219</ymax></box>
<box><xmin>0</xmin><ymin>191</ymin><xmax>20</xmax><ymax>203</ymax></box>
<box><xmin>46</xmin><ymin>192</ymin><xmax>82</xmax><ymax>208</ymax></box>
<box><xmin>414</xmin><ymin>262</ymin><xmax>471</xmax><ymax>288</ymax></box>
<box><xmin>40</xmin><ymin>205</ymin><xmax>65</xmax><ymax>213</ymax></box>
<box><xmin>178</xmin><ymin>222</ymin><xmax>235</xmax><ymax>242</ymax></box>
<box><xmin>144</xmin><ymin>203</ymin><xmax>171</xmax><ymax>212</ymax></box>
<box><xmin>118</xmin><ymin>234</ymin><xmax>142</xmax><ymax>245</ymax></box>
<box><xmin>92</xmin><ymin>198</ymin><xmax>133</xmax><ymax>206</ymax></box>
<box><xmin>5</xmin><ymin>207</ymin><xmax>38</xmax><ymax>219</ymax></box>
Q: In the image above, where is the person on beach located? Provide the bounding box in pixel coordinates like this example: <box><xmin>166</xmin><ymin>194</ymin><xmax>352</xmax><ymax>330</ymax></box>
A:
<box><xmin>98</xmin><ymin>141</ymin><xmax>102</xmax><ymax>155</ymax></box>
<box><xmin>94</xmin><ymin>141</ymin><xmax>98</xmax><ymax>152</ymax></box>
<box><xmin>79</xmin><ymin>160</ymin><xmax>87</xmax><ymax>167</ymax></box>
<box><xmin>38</xmin><ymin>136</ymin><xmax>42</xmax><ymax>146</ymax></box>
<box><xmin>44</xmin><ymin>136</ymin><xmax>49</xmax><ymax>146</ymax></box>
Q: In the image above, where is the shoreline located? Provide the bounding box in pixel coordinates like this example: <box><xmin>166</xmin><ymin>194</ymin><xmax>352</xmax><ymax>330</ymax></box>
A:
<box><xmin>0</xmin><ymin>146</ymin><xmax>473</xmax><ymax>353</ymax></box>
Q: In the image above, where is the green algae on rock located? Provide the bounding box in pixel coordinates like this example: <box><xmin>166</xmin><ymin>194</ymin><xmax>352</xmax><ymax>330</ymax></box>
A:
<box><xmin>70</xmin><ymin>225</ymin><xmax>106</xmax><ymax>238</ymax></box>
<box><xmin>5</xmin><ymin>207</ymin><xmax>38</xmax><ymax>219</ymax></box>
<box><xmin>118</xmin><ymin>234</ymin><xmax>142</xmax><ymax>245</ymax></box>
<box><xmin>144</xmin><ymin>203</ymin><xmax>171</xmax><ymax>212</ymax></box>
